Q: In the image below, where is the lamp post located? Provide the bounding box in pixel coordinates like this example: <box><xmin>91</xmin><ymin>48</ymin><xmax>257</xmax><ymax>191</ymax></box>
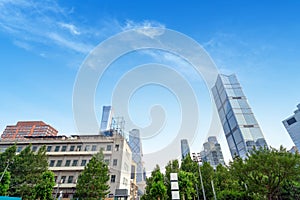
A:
<box><xmin>192</xmin><ymin>153</ymin><xmax>206</xmax><ymax>200</ymax></box>
<box><xmin>55</xmin><ymin>178</ymin><xmax>64</xmax><ymax>200</ymax></box>
<box><xmin>0</xmin><ymin>160</ymin><xmax>11</xmax><ymax>182</ymax></box>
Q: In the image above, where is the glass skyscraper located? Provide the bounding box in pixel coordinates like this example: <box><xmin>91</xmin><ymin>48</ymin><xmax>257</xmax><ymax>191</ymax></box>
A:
<box><xmin>283</xmin><ymin>104</ymin><xmax>300</xmax><ymax>150</ymax></box>
<box><xmin>180</xmin><ymin>139</ymin><xmax>190</xmax><ymax>159</ymax></box>
<box><xmin>212</xmin><ymin>74</ymin><xmax>267</xmax><ymax>159</ymax></box>
<box><xmin>100</xmin><ymin>106</ymin><xmax>113</xmax><ymax>132</ymax></box>
<box><xmin>200</xmin><ymin>136</ymin><xmax>225</xmax><ymax>169</ymax></box>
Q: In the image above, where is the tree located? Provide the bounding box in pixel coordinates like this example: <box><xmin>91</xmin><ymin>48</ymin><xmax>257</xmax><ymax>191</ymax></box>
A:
<box><xmin>75</xmin><ymin>151</ymin><xmax>110</xmax><ymax>200</ymax></box>
<box><xmin>178</xmin><ymin>171</ymin><xmax>196</xmax><ymax>200</ymax></box>
<box><xmin>142</xmin><ymin>165</ymin><xmax>167</xmax><ymax>200</ymax></box>
<box><xmin>0</xmin><ymin>171</ymin><xmax>11</xmax><ymax>196</ymax></box>
<box><xmin>9</xmin><ymin>144</ymin><xmax>48</xmax><ymax>199</ymax></box>
<box><xmin>229</xmin><ymin>146</ymin><xmax>300</xmax><ymax>199</ymax></box>
<box><xmin>34</xmin><ymin>171</ymin><xmax>55</xmax><ymax>200</ymax></box>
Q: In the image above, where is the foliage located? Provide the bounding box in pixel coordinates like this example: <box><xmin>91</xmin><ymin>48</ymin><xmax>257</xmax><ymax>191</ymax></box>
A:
<box><xmin>75</xmin><ymin>151</ymin><xmax>110</xmax><ymax>200</ymax></box>
<box><xmin>8</xmin><ymin>144</ymin><xmax>49</xmax><ymax>200</ymax></box>
<box><xmin>178</xmin><ymin>171</ymin><xmax>196</xmax><ymax>200</ymax></box>
<box><xmin>34</xmin><ymin>171</ymin><xmax>55</xmax><ymax>200</ymax></box>
<box><xmin>0</xmin><ymin>171</ymin><xmax>11</xmax><ymax>196</ymax></box>
<box><xmin>142</xmin><ymin>165</ymin><xmax>167</xmax><ymax>200</ymax></box>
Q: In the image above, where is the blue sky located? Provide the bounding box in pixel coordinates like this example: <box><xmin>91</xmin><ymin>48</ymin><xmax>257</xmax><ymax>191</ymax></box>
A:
<box><xmin>0</xmin><ymin>0</ymin><xmax>300</xmax><ymax>170</ymax></box>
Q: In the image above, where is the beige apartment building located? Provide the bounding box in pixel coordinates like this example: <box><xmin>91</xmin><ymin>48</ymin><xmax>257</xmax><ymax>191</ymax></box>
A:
<box><xmin>0</xmin><ymin>132</ymin><xmax>137</xmax><ymax>199</ymax></box>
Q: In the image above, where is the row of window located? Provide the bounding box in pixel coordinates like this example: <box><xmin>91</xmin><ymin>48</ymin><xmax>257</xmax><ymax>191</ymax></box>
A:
<box><xmin>49</xmin><ymin>158</ymin><xmax>118</xmax><ymax>167</ymax></box>
<box><xmin>15</xmin><ymin>143</ymin><xmax>120</xmax><ymax>153</ymax></box>
<box><xmin>55</xmin><ymin>175</ymin><xmax>75</xmax><ymax>184</ymax></box>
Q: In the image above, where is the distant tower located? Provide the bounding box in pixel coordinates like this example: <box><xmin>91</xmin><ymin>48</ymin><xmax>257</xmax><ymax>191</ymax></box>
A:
<box><xmin>180</xmin><ymin>139</ymin><xmax>190</xmax><ymax>159</ymax></box>
<box><xmin>212</xmin><ymin>74</ymin><xmax>268</xmax><ymax>159</ymax></box>
<box><xmin>283</xmin><ymin>104</ymin><xmax>300</xmax><ymax>150</ymax></box>
<box><xmin>200</xmin><ymin>136</ymin><xmax>225</xmax><ymax>169</ymax></box>
<box><xmin>100</xmin><ymin>106</ymin><xmax>113</xmax><ymax>132</ymax></box>
<box><xmin>129</xmin><ymin>129</ymin><xmax>145</xmax><ymax>183</ymax></box>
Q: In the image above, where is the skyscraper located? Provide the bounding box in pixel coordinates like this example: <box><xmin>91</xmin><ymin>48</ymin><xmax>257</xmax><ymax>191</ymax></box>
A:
<box><xmin>180</xmin><ymin>139</ymin><xmax>190</xmax><ymax>159</ymax></box>
<box><xmin>100</xmin><ymin>106</ymin><xmax>114</xmax><ymax>132</ymax></box>
<box><xmin>283</xmin><ymin>104</ymin><xmax>300</xmax><ymax>150</ymax></box>
<box><xmin>212</xmin><ymin>74</ymin><xmax>267</xmax><ymax>159</ymax></box>
<box><xmin>128</xmin><ymin>129</ymin><xmax>145</xmax><ymax>193</ymax></box>
<box><xmin>1</xmin><ymin>121</ymin><xmax>58</xmax><ymax>140</ymax></box>
<box><xmin>200</xmin><ymin>136</ymin><xmax>225</xmax><ymax>169</ymax></box>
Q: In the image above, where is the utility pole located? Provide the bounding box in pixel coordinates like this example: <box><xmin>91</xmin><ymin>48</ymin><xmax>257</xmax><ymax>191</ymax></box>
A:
<box><xmin>0</xmin><ymin>160</ymin><xmax>11</xmax><ymax>182</ymax></box>
<box><xmin>192</xmin><ymin>153</ymin><xmax>206</xmax><ymax>200</ymax></box>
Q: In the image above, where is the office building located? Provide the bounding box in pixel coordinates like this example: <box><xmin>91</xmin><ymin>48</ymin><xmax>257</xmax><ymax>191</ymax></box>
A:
<box><xmin>283</xmin><ymin>104</ymin><xmax>300</xmax><ymax>150</ymax></box>
<box><xmin>1</xmin><ymin>121</ymin><xmax>58</xmax><ymax>140</ymax></box>
<box><xmin>200</xmin><ymin>136</ymin><xmax>225</xmax><ymax>168</ymax></box>
<box><xmin>212</xmin><ymin>74</ymin><xmax>267</xmax><ymax>159</ymax></box>
<box><xmin>0</xmin><ymin>132</ymin><xmax>132</xmax><ymax>199</ymax></box>
<box><xmin>128</xmin><ymin>129</ymin><xmax>146</xmax><ymax>194</ymax></box>
<box><xmin>181</xmin><ymin>139</ymin><xmax>190</xmax><ymax>159</ymax></box>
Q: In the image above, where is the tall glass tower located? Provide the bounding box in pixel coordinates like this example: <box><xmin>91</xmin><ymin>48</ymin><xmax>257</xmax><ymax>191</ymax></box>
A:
<box><xmin>212</xmin><ymin>74</ymin><xmax>267</xmax><ymax>159</ymax></box>
<box><xmin>283</xmin><ymin>104</ymin><xmax>300</xmax><ymax>150</ymax></box>
<box><xmin>180</xmin><ymin>139</ymin><xmax>190</xmax><ymax>159</ymax></box>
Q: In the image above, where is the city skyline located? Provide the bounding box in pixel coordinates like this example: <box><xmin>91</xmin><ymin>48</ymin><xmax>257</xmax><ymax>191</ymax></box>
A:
<box><xmin>0</xmin><ymin>1</ymin><xmax>299</xmax><ymax>170</ymax></box>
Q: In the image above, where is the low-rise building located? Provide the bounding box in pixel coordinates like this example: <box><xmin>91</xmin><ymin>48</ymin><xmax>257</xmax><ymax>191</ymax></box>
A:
<box><xmin>0</xmin><ymin>132</ymin><xmax>132</xmax><ymax>199</ymax></box>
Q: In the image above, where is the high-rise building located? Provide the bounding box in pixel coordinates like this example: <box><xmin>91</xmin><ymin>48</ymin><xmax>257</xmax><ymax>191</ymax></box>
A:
<box><xmin>1</xmin><ymin>121</ymin><xmax>58</xmax><ymax>140</ymax></box>
<box><xmin>180</xmin><ymin>139</ymin><xmax>190</xmax><ymax>159</ymax></box>
<box><xmin>200</xmin><ymin>136</ymin><xmax>225</xmax><ymax>169</ymax></box>
<box><xmin>283</xmin><ymin>104</ymin><xmax>300</xmax><ymax>150</ymax></box>
<box><xmin>100</xmin><ymin>106</ymin><xmax>114</xmax><ymax>132</ymax></box>
<box><xmin>212</xmin><ymin>74</ymin><xmax>268</xmax><ymax>159</ymax></box>
<box><xmin>128</xmin><ymin>129</ymin><xmax>145</xmax><ymax>194</ymax></box>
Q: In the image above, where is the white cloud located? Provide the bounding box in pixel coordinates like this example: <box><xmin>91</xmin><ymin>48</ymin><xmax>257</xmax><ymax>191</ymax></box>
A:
<box><xmin>58</xmin><ymin>22</ymin><xmax>81</xmax><ymax>35</ymax></box>
<box><xmin>122</xmin><ymin>20</ymin><xmax>165</xmax><ymax>38</ymax></box>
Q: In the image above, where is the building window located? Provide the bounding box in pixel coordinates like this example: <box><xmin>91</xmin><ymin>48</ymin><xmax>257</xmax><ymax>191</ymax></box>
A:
<box><xmin>113</xmin><ymin>159</ymin><xmax>117</xmax><ymax>166</ymax></box>
<box><xmin>104</xmin><ymin>159</ymin><xmax>110</xmax><ymax>165</ymax></box>
<box><xmin>65</xmin><ymin>160</ymin><xmax>71</xmax><ymax>167</ymax></box>
<box><xmin>115</xmin><ymin>144</ymin><xmax>119</xmax><ymax>151</ymax></box>
<box><xmin>68</xmin><ymin>176</ymin><xmax>74</xmax><ymax>183</ymax></box>
<box><xmin>85</xmin><ymin>145</ymin><xmax>90</xmax><ymax>151</ymax></box>
<box><xmin>70</xmin><ymin>146</ymin><xmax>75</xmax><ymax>151</ymax></box>
<box><xmin>81</xmin><ymin>160</ymin><xmax>87</xmax><ymax>166</ymax></box>
<box><xmin>49</xmin><ymin>160</ymin><xmax>55</xmax><ymax>167</ymax></box>
<box><xmin>54</xmin><ymin>176</ymin><xmax>57</xmax><ymax>182</ymax></box>
<box><xmin>107</xmin><ymin>145</ymin><xmax>112</xmax><ymax>151</ymax></box>
<box><xmin>56</xmin><ymin>160</ymin><xmax>62</xmax><ymax>167</ymax></box>
<box><xmin>72</xmin><ymin>160</ymin><xmax>78</xmax><ymax>166</ymax></box>
<box><xmin>54</xmin><ymin>146</ymin><xmax>60</xmax><ymax>152</ymax></box>
<box><xmin>32</xmin><ymin>146</ymin><xmax>38</xmax><ymax>152</ymax></box>
<box><xmin>47</xmin><ymin>146</ymin><xmax>52</xmax><ymax>152</ymax></box>
<box><xmin>61</xmin><ymin>146</ymin><xmax>67</xmax><ymax>152</ymax></box>
<box><xmin>17</xmin><ymin>146</ymin><xmax>23</xmax><ymax>152</ymax></box>
<box><xmin>92</xmin><ymin>145</ymin><xmax>97</xmax><ymax>151</ymax></box>
<box><xmin>287</xmin><ymin>117</ymin><xmax>297</xmax><ymax>126</ymax></box>
<box><xmin>60</xmin><ymin>176</ymin><xmax>66</xmax><ymax>183</ymax></box>
<box><xmin>111</xmin><ymin>175</ymin><xmax>116</xmax><ymax>183</ymax></box>
<box><xmin>77</xmin><ymin>145</ymin><xmax>82</xmax><ymax>151</ymax></box>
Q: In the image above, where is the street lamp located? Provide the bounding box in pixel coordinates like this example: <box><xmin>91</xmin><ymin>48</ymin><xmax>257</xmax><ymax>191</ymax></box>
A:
<box><xmin>0</xmin><ymin>160</ymin><xmax>12</xmax><ymax>182</ymax></box>
<box><xmin>192</xmin><ymin>153</ymin><xmax>206</xmax><ymax>200</ymax></box>
<box><xmin>55</xmin><ymin>178</ymin><xmax>64</xmax><ymax>199</ymax></box>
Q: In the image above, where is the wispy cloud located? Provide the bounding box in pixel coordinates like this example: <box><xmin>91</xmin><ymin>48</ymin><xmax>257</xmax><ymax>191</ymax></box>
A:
<box><xmin>0</xmin><ymin>0</ymin><xmax>94</xmax><ymax>54</ymax></box>
<box><xmin>122</xmin><ymin>20</ymin><xmax>165</xmax><ymax>38</ymax></box>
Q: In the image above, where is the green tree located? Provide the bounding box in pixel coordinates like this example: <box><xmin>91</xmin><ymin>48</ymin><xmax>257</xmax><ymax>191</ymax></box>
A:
<box><xmin>178</xmin><ymin>171</ymin><xmax>196</xmax><ymax>200</ymax></box>
<box><xmin>0</xmin><ymin>145</ymin><xmax>16</xmax><ymax>172</ymax></box>
<box><xmin>230</xmin><ymin>146</ymin><xmax>300</xmax><ymax>199</ymax></box>
<box><xmin>34</xmin><ymin>171</ymin><xmax>55</xmax><ymax>200</ymax></box>
<box><xmin>75</xmin><ymin>151</ymin><xmax>110</xmax><ymax>200</ymax></box>
<box><xmin>0</xmin><ymin>171</ymin><xmax>11</xmax><ymax>196</ymax></box>
<box><xmin>9</xmin><ymin>144</ymin><xmax>48</xmax><ymax>199</ymax></box>
<box><xmin>142</xmin><ymin>165</ymin><xmax>167</xmax><ymax>200</ymax></box>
